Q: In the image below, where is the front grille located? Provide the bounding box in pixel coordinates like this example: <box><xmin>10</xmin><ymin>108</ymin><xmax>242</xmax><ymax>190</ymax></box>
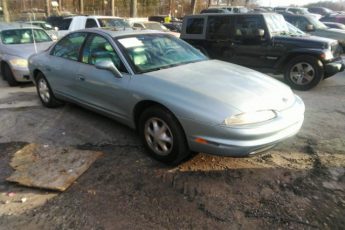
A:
<box><xmin>331</xmin><ymin>42</ymin><xmax>342</xmax><ymax>58</ymax></box>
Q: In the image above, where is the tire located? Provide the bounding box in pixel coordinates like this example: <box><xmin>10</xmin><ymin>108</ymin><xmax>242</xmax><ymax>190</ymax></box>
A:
<box><xmin>139</xmin><ymin>106</ymin><xmax>190</xmax><ymax>165</ymax></box>
<box><xmin>35</xmin><ymin>72</ymin><xmax>63</xmax><ymax>108</ymax></box>
<box><xmin>2</xmin><ymin>63</ymin><xmax>19</xmax><ymax>86</ymax></box>
<box><xmin>284</xmin><ymin>55</ymin><xmax>324</xmax><ymax>91</ymax></box>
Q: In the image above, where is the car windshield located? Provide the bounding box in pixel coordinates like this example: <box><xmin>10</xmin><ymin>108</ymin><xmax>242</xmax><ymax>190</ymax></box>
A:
<box><xmin>39</xmin><ymin>23</ymin><xmax>54</xmax><ymax>30</ymax></box>
<box><xmin>144</xmin><ymin>22</ymin><xmax>168</xmax><ymax>31</ymax></box>
<box><xmin>286</xmin><ymin>22</ymin><xmax>305</xmax><ymax>35</ymax></box>
<box><xmin>289</xmin><ymin>8</ymin><xmax>309</xmax><ymax>14</ymax></box>
<box><xmin>1</xmin><ymin>29</ymin><xmax>52</xmax><ymax>44</ymax></box>
<box><xmin>116</xmin><ymin>34</ymin><xmax>207</xmax><ymax>74</ymax></box>
<box><xmin>98</xmin><ymin>18</ymin><xmax>131</xmax><ymax>29</ymax></box>
<box><xmin>264</xmin><ymin>14</ymin><xmax>289</xmax><ymax>34</ymax></box>
<box><xmin>308</xmin><ymin>16</ymin><xmax>328</xmax><ymax>29</ymax></box>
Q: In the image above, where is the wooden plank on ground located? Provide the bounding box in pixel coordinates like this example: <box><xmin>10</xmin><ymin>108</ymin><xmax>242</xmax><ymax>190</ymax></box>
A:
<box><xmin>6</xmin><ymin>143</ymin><xmax>102</xmax><ymax>191</ymax></box>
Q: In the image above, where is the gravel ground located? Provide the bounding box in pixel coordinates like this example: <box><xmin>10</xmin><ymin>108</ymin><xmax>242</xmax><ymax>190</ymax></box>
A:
<box><xmin>0</xmin><ymin>71</ymin><xmax>344</xmax><ymax>229</ymax></box>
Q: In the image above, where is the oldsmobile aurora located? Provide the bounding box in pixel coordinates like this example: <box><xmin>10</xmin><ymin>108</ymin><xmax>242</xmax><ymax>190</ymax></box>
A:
<box><xmin>28</xmin><ymin>29</ymin><xmax>305</xmax><ymax>164</ymax></box>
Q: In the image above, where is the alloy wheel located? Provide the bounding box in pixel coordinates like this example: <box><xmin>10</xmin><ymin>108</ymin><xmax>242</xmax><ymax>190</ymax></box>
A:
<box><xmin>38</xmin><ymin>78</ymin><xmax>50</xmax><ymax>103</ymax></box>
<box><xmin>289</xmin><ymin>62</ymin><xmax>315</xmax><ymax>86</ymax></box>
<box><xmin>144</xmin><ymin>117</ymin><xmax>174</xmax><ymax>156</ymax></box>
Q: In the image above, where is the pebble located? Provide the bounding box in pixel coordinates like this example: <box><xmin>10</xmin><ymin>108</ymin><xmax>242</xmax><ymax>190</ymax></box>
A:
<box><xmin>7</xmin><ymin>192</ymin><xmax>16</xmax><ymax>197</ymax></box>
<box><xmin>21</xmin><ymin>197</ymin><xmax>27</xmax><ymax>203</ymax></box>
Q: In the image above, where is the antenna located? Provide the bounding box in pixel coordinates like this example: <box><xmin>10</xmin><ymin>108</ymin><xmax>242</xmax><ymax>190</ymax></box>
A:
<box><xmin>29</xmin><ymin>14</ymin><xmax>38</xmax><ymax>54</ymax></box>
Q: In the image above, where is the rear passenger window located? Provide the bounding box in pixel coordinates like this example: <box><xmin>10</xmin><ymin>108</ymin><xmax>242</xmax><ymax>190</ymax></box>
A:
<box><xmin>58</xmin><ymin>18</ymin><xmax>72</xmax><ymax>30</ymax></box>
<box><xmin>186</xmin><ymin>18</ymin><xmax>204</xmax><ymax>34</ymax></box>
<box><xmin>51</xmin><ymin>32</ymin><xmax>87</xmax><ymax>61</ymax></box>
<box><xmin>207</xmin><ymin>16</ymin><xmax>233</xmax><ymax>39</ymax></box>
<box><xmin>235</xmin><ymin>15</ymin><xmax>266</xmax><ymax>38</ymax></box>
<box><xmin>86</xmin><ymin>19</ymin><xmax>98</xmax><ymax>28</ymax></box>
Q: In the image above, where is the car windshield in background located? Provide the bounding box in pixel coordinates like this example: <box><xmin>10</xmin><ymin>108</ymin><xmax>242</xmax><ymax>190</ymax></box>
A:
<box><xmin>116</xmin><ymin>34</ymin><xmax>207</xmax><ymax>74</ymax></box>
<box><xmin>144</xmin><ymin>23</ymin><xmax>168</xmax><ymax>31</ymax></box>
<box><xmin>308</xmin><ymin>16</ymin><xmax>328</xmax><ymax>29</ymax></box>
<box><xmin>98</xmin><ymin>18</ymin><xmax>131</xmax><ymax>29</ymax></box>
<box><xmin>290</xmin><ymin>8</ymin><xmax>309</xmax><ymax>14</ymax></box>
<box><xmin>264</xmin><ymin>14</ymin><xmax>290</xmax><ymax>34</ymax></box>
<box><xmin>39</xmin><ymin>23</ymin><xmax>54</xmax><ymax>30</ymax></box>
<box><xmin>1</xmin><ymin>29</ymin><xmax>52</xmax><ymax>45</ymax></box>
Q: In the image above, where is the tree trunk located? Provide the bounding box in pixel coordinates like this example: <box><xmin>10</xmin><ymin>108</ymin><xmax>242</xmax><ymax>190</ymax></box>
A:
<box><xmin>111</xmin><ymin>0</ymin><xmax>115</xmax><ymax>16</ymax></box>
<box><xmin>130</xmin><ymin>0</ymin><xmax>137</xmax><ymax>17</ymax></box>
<box><xmin>79</xmin><ymin>0</ymin><xmax>84</xmax><ymax>14</ymax></box>
<box><xmin>46</xmin><ymin>0</ymin><xmax>51</xmax><ymax>17</ymax></box>
<box><xmin>191</xmin><ymin>0</ymin><xmax>197</xmax><ymax>14</ymax></box>
<box><xmin>2</xmin><ymin>0</ymin><xmax>10</xmax><ymax>22</ymax></box>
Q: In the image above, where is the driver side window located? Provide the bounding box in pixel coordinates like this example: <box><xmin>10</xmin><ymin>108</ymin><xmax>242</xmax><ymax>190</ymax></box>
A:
<box><xmin>82</xmin><ymin>35</ymin><xmax>128</xmax><ymax>73</ymax></box>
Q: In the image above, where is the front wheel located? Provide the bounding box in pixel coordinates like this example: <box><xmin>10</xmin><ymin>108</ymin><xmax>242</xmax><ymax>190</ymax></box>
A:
<box><xmin>284</xmin><ymin>55</ymin><xmax>324</xmax><ymax>91</ymax></box>
<box><xmin>139</xmin><ymin>106</ymin><xmax>191</xmax><ymax>165</ymax></box>
<box><xmin>36</xmin><ymin>72</ymin><xmax>63</xmax><ymax>108</ymax></box>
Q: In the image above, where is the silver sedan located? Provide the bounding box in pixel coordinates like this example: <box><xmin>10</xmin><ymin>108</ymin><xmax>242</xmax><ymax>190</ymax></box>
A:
<box><xmin>28</xmin><ymin>29</ymin><xmax>305</xmax><ymax>165</ymax></box>
<box><xmin>0</xmin><ymin>23</ymin><xmax>54</xmax><ymax>86</ymax></box>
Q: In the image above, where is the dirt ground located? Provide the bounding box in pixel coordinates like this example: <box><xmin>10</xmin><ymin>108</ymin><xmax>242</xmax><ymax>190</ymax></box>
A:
<box><xmin>0</xmin><ymin>71</ymin><xmax>345</xmax><ymax>229</ymax></box>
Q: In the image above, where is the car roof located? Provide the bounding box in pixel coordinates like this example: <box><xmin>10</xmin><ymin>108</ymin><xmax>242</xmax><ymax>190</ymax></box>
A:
<box><xmin>186</xmin><ymin>12</ymin><xmax>277</xmax><ymax>17</ymax></box>
<box><xmin>0</xmin><ymin>22</ymin><xmax>42</xmax><ymax>31</ymax></box>
<box><xmin>64</xmin><ymin>15</ymin><xmax>121</xmax><ymax>19</ymax></box>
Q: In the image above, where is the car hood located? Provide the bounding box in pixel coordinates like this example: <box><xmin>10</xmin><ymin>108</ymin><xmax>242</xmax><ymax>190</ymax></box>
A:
<box><xmin>273</xmin><ymin>35</ymin><xmax>336</xmax><ymax>49</ymax></box>
<box><xmin>3</xmin><ymin>42</ymin><xmax>54</xmax><ymax>59</ymax></box>
<box><xmin>314</xmin><ymin>28</ymin><xmax>345</xmax><ymax>42</ymax></box>
<box><xmin>144</xmin><ymin>60</ymin><xmax>295</xmax><ymax>112</ymax></box>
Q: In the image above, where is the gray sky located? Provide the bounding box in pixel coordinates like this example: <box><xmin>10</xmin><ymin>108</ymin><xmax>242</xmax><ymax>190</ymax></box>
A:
<box><xmin>259</xmin><ymin>0</ymin><xmax>336</xmax><ymax>7</ymax></box>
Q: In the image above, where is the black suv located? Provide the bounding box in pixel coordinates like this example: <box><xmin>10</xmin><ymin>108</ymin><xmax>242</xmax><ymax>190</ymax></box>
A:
<box><xmin>181</xmin><ymin>13</ymin><xmax>344</xmax><ymax>90</ymax></box>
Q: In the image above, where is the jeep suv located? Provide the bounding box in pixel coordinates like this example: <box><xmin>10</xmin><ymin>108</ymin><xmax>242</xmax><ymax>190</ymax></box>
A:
<box><xmin>181</xmin><ymin>13</ymin><xmax>344</xmax><ymax>90</ymax></box>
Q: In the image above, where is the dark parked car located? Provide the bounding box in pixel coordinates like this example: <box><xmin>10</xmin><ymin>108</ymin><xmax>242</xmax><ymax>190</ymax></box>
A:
<box><xmin>308</xmin><ymin>7</ymin><xmax>333</xmax><ymax>16</ymax></box>
<box><xmin>283</xmin><ymin>14</ymin><xmax>345</xmax><ymax>50</ymax></box>
<box><xmin>163</xmin><ymin>22</ymin><xmax>182</xmax><ymax>32</ymax></box>
<box><xmin>181</xmin><ymin>13</ymin><xmax>344</xmax><ymax>90</ymax></box>
<box><xmin>200</xmin><ymin>8</ymin><xmax>229</xmax><ymax>14</ymax></box>
<box><xmin>148</xmin><ymin>15</ymin><xmax>180</xmax><ymax>23</ymax></box>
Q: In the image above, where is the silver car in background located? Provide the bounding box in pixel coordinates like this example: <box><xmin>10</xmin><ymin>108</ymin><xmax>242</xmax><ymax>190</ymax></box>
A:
<box><xmin>29</xmin><ymin>29</ymin><xmax>305</xmax><ymax>165</ymax></box>
<box><xmin>0</xmin><ymin>23</ymin><xmax>54</xmax><ymax>86</ymax></box>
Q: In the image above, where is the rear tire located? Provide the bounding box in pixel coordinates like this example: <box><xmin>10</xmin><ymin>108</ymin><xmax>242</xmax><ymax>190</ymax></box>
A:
<box><xmin>139</xmin><ymin>106</ymin><xmax>190</xmax><ymax>165</ymax></box>
<box><xmin>2</xmin><ymin>63</ymin><xmax>19</xmax><ymax>86</ymax></box>
<box><xmin>284</xmin><ymin>55</ymin><xmax>324</xmax><ymax>91</ymax></box>
<box><xmin>35</xmin><ymin>72</ymin><xmax>63</xmax><ymax>108</ymax></box>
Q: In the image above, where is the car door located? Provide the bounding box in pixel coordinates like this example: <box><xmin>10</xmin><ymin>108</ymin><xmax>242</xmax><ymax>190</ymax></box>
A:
<box><xmin>47</xmin><ymin>32</ymin><xmax>88</xmax><ymax>97</ymax></box>
<box><xmin>74</xmin><ymin>34</ymin><xmax>132</xmax><ymax>121</ymax></box>
<box><xmin>229</xmin><ymin>15</ymin><xmax>273</xmax><ymax>69</ymax></box>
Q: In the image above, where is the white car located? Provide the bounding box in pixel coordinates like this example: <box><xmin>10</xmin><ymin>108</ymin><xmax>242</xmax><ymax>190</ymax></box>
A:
<box><xmin>49</xmin><ymin>15</ymin><xmax>132</xmax><ymax>38</ymax></box>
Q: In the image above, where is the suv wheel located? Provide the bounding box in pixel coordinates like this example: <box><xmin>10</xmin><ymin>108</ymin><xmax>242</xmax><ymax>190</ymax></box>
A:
<box><xmin>139</xmin><ymin>106</ymin><xmax>190</xmax><ymax>165</ymax></box>
<box><xmin>284</xmin><ymin>55</ymin><xmax>324</xmax><ymax>91</ymax></box>
<box><xmin>36</xmin><ymin>72</ymin><xmax>63</xmax><ymax>107</ymax></box>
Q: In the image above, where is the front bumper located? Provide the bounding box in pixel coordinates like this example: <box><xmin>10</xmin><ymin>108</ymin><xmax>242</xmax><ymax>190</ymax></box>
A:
<box><xmin>181</xmin><ymin>95</ymin><xmax>305</xmax><ymax>157</ymax></box>
<box><xmin>11</xmin><ymin>66</ymin><xmax>31</xmax><ymax>82</ymax></box>
<box><xmin>324</xmin><ymin>58</ymin><xmax>345</xmax><ymax>78</ymax></box>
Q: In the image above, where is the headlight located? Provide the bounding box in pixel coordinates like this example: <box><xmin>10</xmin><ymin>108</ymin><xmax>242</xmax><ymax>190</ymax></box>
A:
<box><xmin>9</xmin><ymin>58</ymin><xmax>28</xmax><ymax>68</ymax></box>
<box><xmin>321</xmin><ymin>50</ymin><xmax>333</xmax><ymax>60</ymax></box>
<box><xmin>224</xmin><ymin>110</ymin><xmax>276</xmax><ymax>126</ymax></box>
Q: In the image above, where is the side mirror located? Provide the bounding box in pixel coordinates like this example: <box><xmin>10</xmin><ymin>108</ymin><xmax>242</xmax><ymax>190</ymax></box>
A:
<box><xmin>95</xmin><ymin>61</ymin><xmax>123</xmax><ymax>78</ymax></box>
<box><xmin>306</xmin><ymin>24</ymin><xmax>315</xmax><ymax>32</ymax></box>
